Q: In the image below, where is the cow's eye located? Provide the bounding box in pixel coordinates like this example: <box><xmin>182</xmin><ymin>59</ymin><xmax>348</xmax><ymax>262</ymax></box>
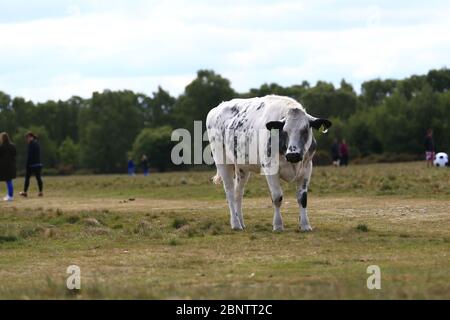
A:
<box><xmin>300</xmin><ymin>129</ymin><xmax>308</xmax><ymax>136</ymax></box>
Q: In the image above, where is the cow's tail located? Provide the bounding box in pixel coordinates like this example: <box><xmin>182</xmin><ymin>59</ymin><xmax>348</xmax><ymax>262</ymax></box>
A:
<box><xmin>212</xmin><ymin>171</ymin><xmax>222</xmax><ymax>185</ymax></box>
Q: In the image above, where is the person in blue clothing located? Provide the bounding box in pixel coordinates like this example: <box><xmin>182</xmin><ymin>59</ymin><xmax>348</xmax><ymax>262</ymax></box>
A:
<box><xmin>20</xmin><ymin>132</ymin><xmax>44</xmax><ymax>197</ymax></box>
<box><xmin>127</xmin><ymin>156</ymin><xmax>136</xmax><ymax>176</ymax></box>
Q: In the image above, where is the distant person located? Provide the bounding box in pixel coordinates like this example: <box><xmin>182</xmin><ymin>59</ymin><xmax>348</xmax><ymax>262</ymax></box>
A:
<box><xmin>0</xmin><ymin>132</ymin><xmax>17</xmax><ymax>202</ymax></box>
<box><xmin>141</xmin><ymin>154</ymin><xmax>149</xmax><ymax>176</ymax></box>
<box><xmin>339</xmin><ymin>139</ymin><xmax>349</xmax><ymax>167</ymax></box>
<box><xmin>127</xmin><ymin>157</ymin><xmax>136</xmax><ymax>176</ymax></box>
<box><xmin>331</xmin><ymin>139</ymin><xmax>340</xmax><ymax>166</ymax></box>
<box><xmin>20</xmin><ymin>132</ymin><xmax>44</xmax><ymax>197</ymax></box>
<box><xmin>424</xmin><ymin>128</ymin><xmax>436</xmax><ymax>168</ymax></box>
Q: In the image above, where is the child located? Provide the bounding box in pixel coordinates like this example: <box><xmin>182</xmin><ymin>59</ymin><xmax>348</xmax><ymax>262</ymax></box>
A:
<box><xmin>127</xmin><ymin>157</ymin><xmax>136</xmax><ymax>176</ymax></box>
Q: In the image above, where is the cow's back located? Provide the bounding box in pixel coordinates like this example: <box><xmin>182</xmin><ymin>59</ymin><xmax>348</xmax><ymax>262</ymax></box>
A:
<box><xmin>206</xmin><ymin>95</ymin><xmax>304</xmax><ymax>132</ymax></box>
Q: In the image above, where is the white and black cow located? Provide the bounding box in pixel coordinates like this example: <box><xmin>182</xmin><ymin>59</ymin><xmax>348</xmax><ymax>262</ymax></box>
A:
<box><xmin>206</xmin><ymin>95</ymin><xmax>331</xmax><ymax>231</ymax></box>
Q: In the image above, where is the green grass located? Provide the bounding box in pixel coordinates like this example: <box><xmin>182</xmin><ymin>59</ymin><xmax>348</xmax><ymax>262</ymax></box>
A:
<box><xmin>0</xmin><ymin>162</ymin><xmax>449</xmax><ymax>299</ymax></box>
<box><xmin>11</xmin><ymin>161</ymin><xmax>450</xmax><ymax>200</ymax></box>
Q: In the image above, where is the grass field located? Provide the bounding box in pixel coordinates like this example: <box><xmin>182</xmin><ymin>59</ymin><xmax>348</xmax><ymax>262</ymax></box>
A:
<box><xmin>0</xmin><ymin>162</ymin><xmax>449</xmax><ymax>299</ymax></box>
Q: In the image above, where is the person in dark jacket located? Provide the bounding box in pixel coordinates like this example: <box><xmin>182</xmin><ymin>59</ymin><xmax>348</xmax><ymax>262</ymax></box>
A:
<box><xmin>331</xmin><ymin>139</ymin><xmax>340</xmax><ymax>166</ymax></box>
<box><xmin>141</xmin><ymin>154</ymin><xmax>149</xmax><ymax>176</ymax></box>
<box><xmin>424</xmin><ymin>128</ymin><xmax>436</xmax><ymax>168</ymax></box>
<box><xmin>19</xmin><ymin>132</ymin><xmax>44</xmax><ymax>197</ymax></box>
<box><xmin>0</xmin><ymin>132</ymin><xmax>17</xmax><ymax>201</ymax></box>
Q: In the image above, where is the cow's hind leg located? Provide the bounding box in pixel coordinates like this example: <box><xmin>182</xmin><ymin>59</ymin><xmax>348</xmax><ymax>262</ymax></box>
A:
<box><xmin>234</xmin><ymin>167</ymin><xmax>250</xmax><ymax>229</ymax></box>
<box><xmin>217</xmin><ymin>164</ymin><xmax>243</xmax><ymax>230</ymax></box>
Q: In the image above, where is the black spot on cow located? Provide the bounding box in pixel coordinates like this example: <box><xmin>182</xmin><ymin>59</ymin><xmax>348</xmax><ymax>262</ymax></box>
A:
<box><xmin>241</xmin><ymin>104</ymin><xmax>250</xmax><ymax>115</ymax></box>
<box><xmin>300</xmin><ymin>192</ymin><xmax>307</xmax><ymax>208</ymax></box>
<box><xmin>267</xmin><ymin>136</ymin><xmax>272</xmax><ymax>157</ymax></box>
<box><xmin>273</xmin><ymin>195</ymin><xmax>283</xmax><ymax>206</ymax></box>
<box><xmin>256</xmin><ymin>102</ymin><xmax>265</xmax><ymax>110</ymax></box>
<box><xmin>230</xmin><ymin>105</ymin><xmax>239</xmax><ymax>116</ymax></box>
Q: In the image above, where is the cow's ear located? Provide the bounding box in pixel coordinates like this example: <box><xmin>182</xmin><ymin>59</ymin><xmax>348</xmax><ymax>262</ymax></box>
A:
<box><xmin>266</xmin><ymin>120</ymin><xmax>285</xmax><ymax>131</ymax></box>
<box><xmin>309</xmin><ymin>118</ymin><xmax>332</xmax><ymax>131</ymax></box>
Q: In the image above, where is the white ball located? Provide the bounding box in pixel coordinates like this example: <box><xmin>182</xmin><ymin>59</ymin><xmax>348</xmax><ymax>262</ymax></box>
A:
<box><xmin>433</xmin><ymin>152</ymin><xmax>449</xmax><ymax>168</ymax></box>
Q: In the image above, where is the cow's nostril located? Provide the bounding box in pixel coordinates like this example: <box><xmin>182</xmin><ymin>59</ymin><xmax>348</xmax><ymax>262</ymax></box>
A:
<box><xmin>286</xmin><ymin>153</ymin><xmax>301</xmax><ymax>163</ymax></box>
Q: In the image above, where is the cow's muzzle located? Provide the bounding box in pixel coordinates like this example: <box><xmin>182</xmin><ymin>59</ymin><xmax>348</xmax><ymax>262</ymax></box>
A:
<box><xmin>286</xmin><ymin>152</ymin><xmax>302</xmax><ymax>163</ymax></box>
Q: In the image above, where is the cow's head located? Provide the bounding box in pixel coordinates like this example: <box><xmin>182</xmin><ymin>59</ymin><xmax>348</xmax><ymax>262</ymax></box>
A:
<box><xmin>266</xmin><ymin>108</ymin><xmax>332</xmax><ymax>163</ymax></box>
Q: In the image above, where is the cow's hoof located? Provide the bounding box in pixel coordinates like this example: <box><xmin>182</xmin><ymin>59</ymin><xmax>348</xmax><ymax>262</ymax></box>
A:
<box><xmin>273</xmin><ymin>225</ymin><xmax>284</xmax><ymax>232</ymax></box>
<box><xmin>231</xmin><ymin>221</ymin><xmax>244</xmax><ymax>231</ymax></box>
<box><xmin>300</xmin><ymin>225</ymin><xmax>313</xmax><ymax>232</ymax></box>
<box><xmin>231</xmin><ymin>217</ymin><xmax>244</xmax><ymax>230</ymax></box>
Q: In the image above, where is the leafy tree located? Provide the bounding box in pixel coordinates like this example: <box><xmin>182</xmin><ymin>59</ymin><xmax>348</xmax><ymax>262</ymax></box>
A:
<box><xmin>131</xmin><ymin>126</ymin><xmax>175</xmax><ymax>172</ymax></box>
<box><xmin>78</xmin><ymin>90</ymin><xmax>144</xmax><ymax>173</ymax></box>
<box><xmin>426</xmin><ymin>68</ymin><xmax>450</xmax><ymax>92</ymax></box>
<box><xmin>347</xmin><ymin>111</ymin><xmax>382</xmax><ymax>156</ymax></box>
<box><xmin>361</xmin><ymin>79</ymin><xmax>397</xmax><ymax>106</ymax></box>
<box><xmin>173</xmin><ymin>70</ymin><xmax>236</xmax><ymax>130</ymax></box>
<box><xmin>139</xmin><ymin>87</ymin><xmax>176</xmax><ymax>128</ymax></box>
<box><xmin>301</xmin><ymin>81</ymin><xmax>334</xmax><ymax>118</ymax></box>
<box><xmin>58</xmin><ymin>137</ymin><xmax>80</xmax><ymax>170</ymax></box>
<box><xmin>33</xmin><ymin>99</ymin><xmax>81</xmax><ymax>145</ymax></box>
<box><xmin>396</xmin><ymin>75</ymin><xmax>426</xmax><ymax>100</ymax></box>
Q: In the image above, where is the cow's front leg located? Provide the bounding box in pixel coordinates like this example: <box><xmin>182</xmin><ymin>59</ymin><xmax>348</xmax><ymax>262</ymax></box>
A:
<box><xmin>297</xmin><ymin>162</ymin><xmax>313</xmax><ymax>232</ymax></box>
<box><xmin>217</xmin><ymin>164</ymin><xmax>243</xmax><ymax>230</ymax></box>
<box><xmin>265</xmin><ymin>174</ymin><xmax>284</xmax><ymax>231</ymax></box>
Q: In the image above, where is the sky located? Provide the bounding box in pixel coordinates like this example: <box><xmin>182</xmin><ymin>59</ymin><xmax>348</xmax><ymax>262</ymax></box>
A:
<box><xmin>0</xmin><ymin>0</ymin><xmax>449</xmax><ymax>102</ymax></box>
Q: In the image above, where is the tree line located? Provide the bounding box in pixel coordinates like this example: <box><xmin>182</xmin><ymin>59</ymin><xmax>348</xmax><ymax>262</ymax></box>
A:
<box><xmin>0</xmin><ymin>68</ymin><xmax>449</xmax><ymax>173</ymax></box>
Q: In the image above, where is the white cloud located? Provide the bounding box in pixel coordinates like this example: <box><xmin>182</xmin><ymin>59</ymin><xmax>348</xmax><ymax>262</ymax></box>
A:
<box><xmin>0</xmin><ymin>0</ymin><xmax>449</xmax><ymax>101</ymax></box>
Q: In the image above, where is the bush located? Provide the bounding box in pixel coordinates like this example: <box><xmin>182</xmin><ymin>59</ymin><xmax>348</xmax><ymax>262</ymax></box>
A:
<box><xmin>356</xmin><ymin>224</ymin><xmax>369</xmax><ymax>232</ymax></box>
<box><xmin>58</xmin><ymin>137</ymin><xmax>79</xmax><ymax>173</ymax></box>
<box><xmin>172</xmin><ymin>218</ymin><xmax>188</xmax><ymax>229</ymax></box>
<box><xmin>352</xmin><ymin>153</ymin><xmax>420</xmax><ymax>165</ymax></box>
<box><xmin>57</xmin><ymin>164</ymin><xmax>75</xmax><ymax>175</ymax></box>
<box><xmin>131</xmin><ymin>126</ymin><xmax>176</xmax><ymax>172</ymax></box>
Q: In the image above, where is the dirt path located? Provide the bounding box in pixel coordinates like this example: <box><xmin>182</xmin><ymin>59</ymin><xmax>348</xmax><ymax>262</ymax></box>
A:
<box><xmin>4</xmin><ymin>196</ymin><xmax>449</xmax><ymax>222</ymax></box>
